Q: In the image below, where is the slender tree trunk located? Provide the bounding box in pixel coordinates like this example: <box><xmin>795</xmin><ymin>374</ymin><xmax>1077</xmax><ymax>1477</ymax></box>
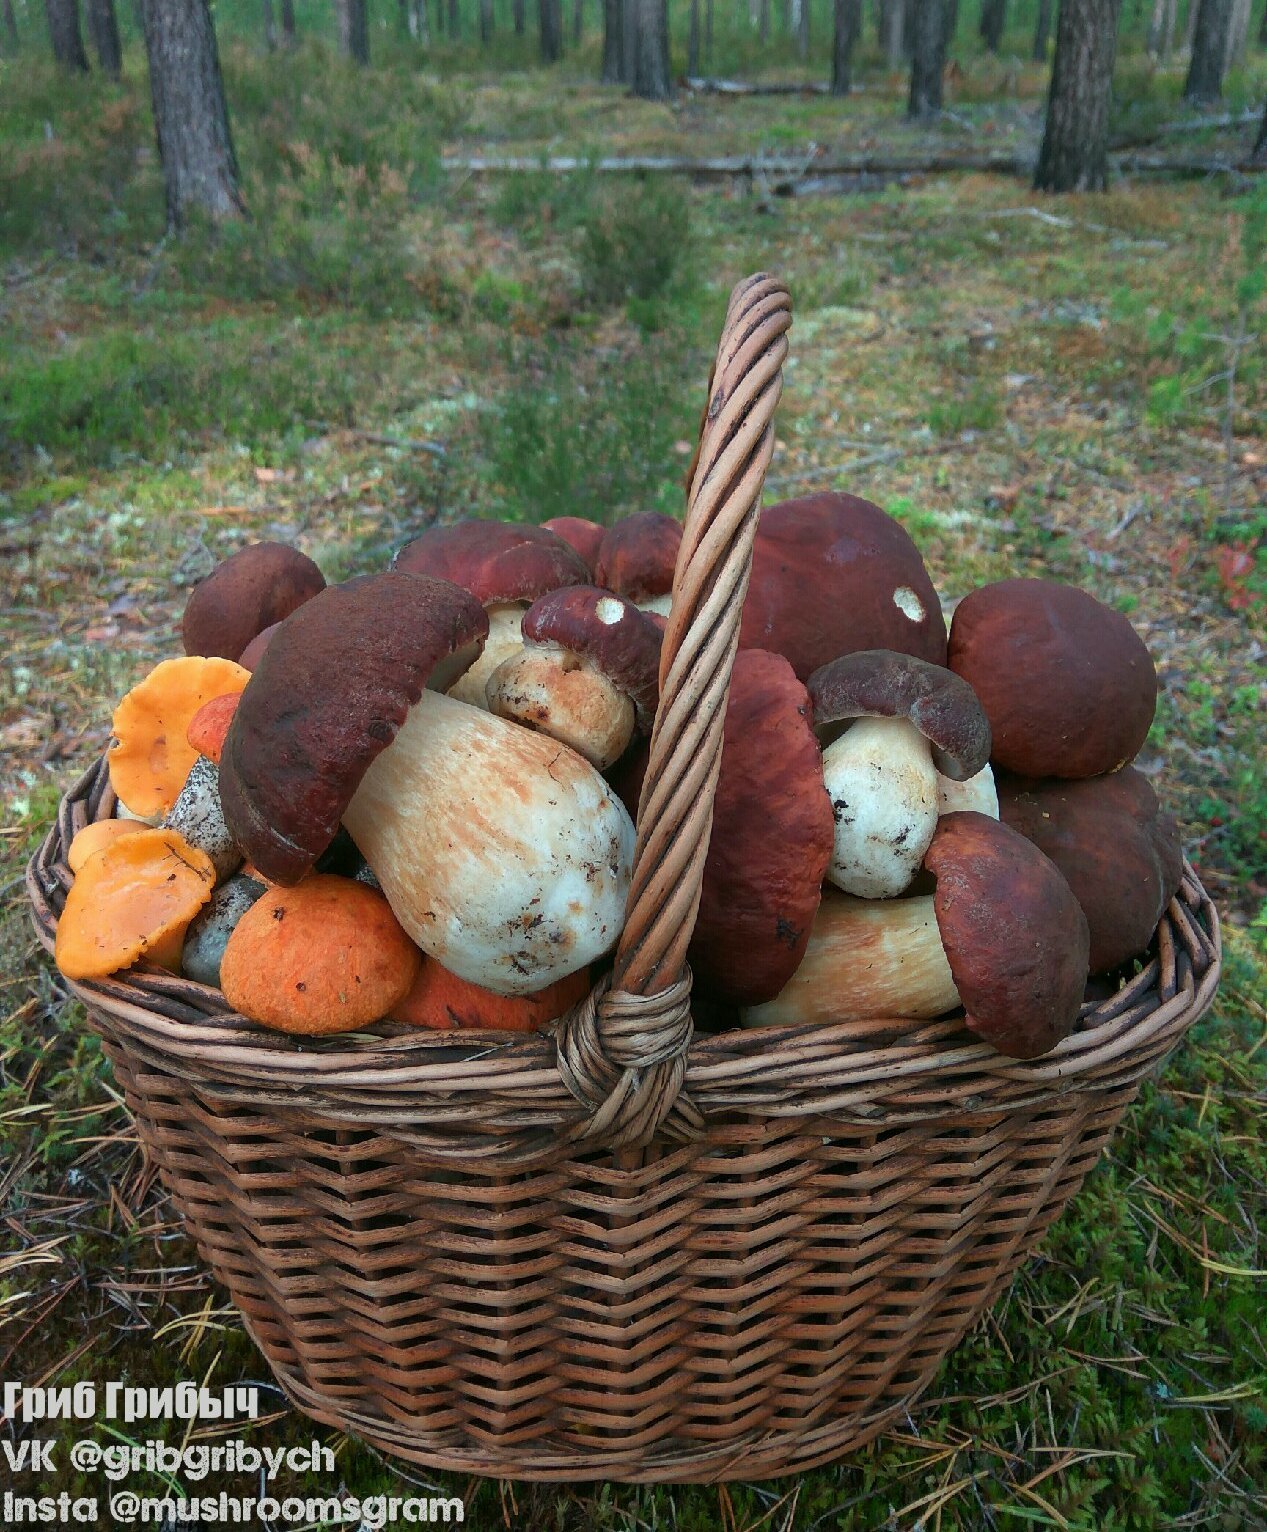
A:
<box><xmin>1033</xmin><ymin>0</ymin><xmax>1052</xmax><ymax>53</ymax></box>
<box><xmin>979</xmin><ymin>0</ymin><xmax>1005</xmax><ymax>48</ymax></box>
<box><xmin>688</xmin><ymin>0</ymin><xmax>700</xmax><ymax>69</ymax></box>
<box><xmin>449</xmin><ymin>0</ymin><xmax>460</xmax><ymax>36</ymax></box>
<box><xmin>1223</xmin><ymin>0</ymin><xmax>1249</xmax><ymax>64</ymax></box>
<box><xmin>337</xmin><ymin>0</ymin><xmax>370</xmax><ymax>59</ymax></box>
<box><xmin>704</xmin><ymin>0</ymin><xmax>713</xmax><ymax>60</ymax></box>
<box><xmin>1145</xmin><ymin>0</ymin><xmax>1163</xmax><ymax>48</ymax></box>
<box><xmin>832</xmin><ymin>0</ymin><xmax>860</xmax><ymax>90</ymax></box>
<box><xmin>1159</xmin><ymin>0</ymin><xmax>1175</xmax><ymax>54</ymax></box>
<box><xmin>1034</xmin><ymin>0</ymin><xmax>1123</xmax><ymax>192</ymax></box>
<box><xmin>760</xmin><ymin>0</ymin><xmax>770</xmax><ymax>40</ymax></box>
<box><xmin>1254</xmin><ymin>97</ymin><xmax>1267</xmax><ymax>160</ymax></box>
<box><xmin>943</xmin><ymin>0</ymin><xmax>959</xmax><ymax>47</ymax></box>
<box><xmin>908</xmin><ymin>0</ymin><xmax>947</xmax><ymax>114</ymax></box>
<box><xmin>630</xmin><ymin>0</ymin><xmax>669</xmax><ymax>96</ymax></box>
<box><xmin>45</xmin><ymin>0</ymin><xmax>90</xmax><ymax>69</ymax></box>
<box><xmin>412</xmin><ymin>0</ymin><xmax>430</xmax><ymax>37</ymax></box>
<box><xmin>1259</xmin><ymin>0</ymin><xmax>1267</xmax><ymax>44</ymax></box>
<box><xmin>514</xmin><ymin>0</ymin><xmax>525</xmax><ymax>29</ymax></box>
<box><xmin>540</xmin><ymin>0</ymin><xmax>562</xmax><ymax>57</ymax></box>
<box><xmin>622</xmin><ymin>0</ymin><xmax>637</xmax><ymax>74</ymax></box>
<box><xmin>265</xmin><ymin>0</ymin><xmax>279</xmax><ymax>47</ymax></box>
<box><xmin>86</xmin><ymin>0</ymin><xmax>121</xmax><ymax>71</ymax></box>
<box><xmin>883</xmin><ymin>0</ymin><xmax>905</xmax><ymax>60</ymax></box>
<box><xmin>574</xmin><ymin>0</ymin><xmax>583</xmax><ymax>40</ymax></box>
<box><xmin>1184</xmin><ymin>0</ymin><xmax>1230</xmax><ymax>101</ymax></box>
<box><xmin>281</xmin><ymin>0</ymin><xmax>297</xmax><ymax>43</ymax></box>
<box><xmin>602</xmin><ymin>0</ymin><xmax>625</xmax><ymax>75</ymax></box>
<box><xmin>481</xmin><ymin>0</ymin><xmax>495</xmax><ymax>38</ymax></box>
<box><xmin>1183</xmin><ymin>0</ymin><xmax>1199</xmax><ymax>48</ymax></box>
<box><xmin>140</xmin><ymin>0</ymin><xmax>245</xmax><ymax>230</ymax></box>
<box><xmin>1</xmin><ymin>0</ymin><xmax>17</xmax><ymax>51</ymax></box>
<box><xmin>797</xmin><ymin>0</ymin><xmax>809</xmax><ymax>56</ymax></box>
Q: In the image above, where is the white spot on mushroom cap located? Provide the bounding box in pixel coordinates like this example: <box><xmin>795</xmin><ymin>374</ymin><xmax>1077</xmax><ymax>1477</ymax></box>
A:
<box><xmin>893</xmin><ymin>586</ymin><xmax>925</xmax><ymax>623</ymax></box>
<box><xmin>595</xmin><ymin>596</ymin><xmax>625</xmax><ymax>626</ymax></box>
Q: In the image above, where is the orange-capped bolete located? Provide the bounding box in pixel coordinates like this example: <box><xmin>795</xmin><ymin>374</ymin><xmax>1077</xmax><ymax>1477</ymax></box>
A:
<box><xmin>394</xmin><ymin>962</ymin><xmax>590</xmax><ymax>1031</ymax></box>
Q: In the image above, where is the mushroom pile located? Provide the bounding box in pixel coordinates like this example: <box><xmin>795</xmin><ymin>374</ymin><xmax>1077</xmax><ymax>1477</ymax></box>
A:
<box><xmin>55</xmin><ymin>499</ymin><xmax>1182</xmax><ymax>1059</ymax></box>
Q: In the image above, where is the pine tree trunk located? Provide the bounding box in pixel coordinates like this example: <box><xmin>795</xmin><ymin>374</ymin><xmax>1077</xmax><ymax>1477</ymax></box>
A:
<box><xmin>1</xmin><ymin>0</ymin><xmax>17</xmax><ymax>51</ymax></box>
<box><xmin>448</xmin><ymin>0</ymin><xmax>460</xmax><ymax>35</ymax></box>
<box><xmin>1223</xmin><ymin>0</ymin><xmax>1249</xmax><ymax>66</ymax></box>
<box><xmin>630</xmin><ymin>0</ymin><xmax>669</xmax><ymax>96</ymax></box>
<box><xmin>1034</xmin><ymin>0</ymin><xmax>1122</xmax><ymax>192</ymax></box>
<box><xmin>1259</xmin><ymin>0</ymin><xmax>1267</xmax><ymax>44</ymax></box>
<box><xmin>86</xmin><ymin>0</ymin><xmax>121</xmax><ymax>71</ymax></box>
<box><xmin>481</xmin><ymin>0</ymin><xmax>494</xmax><ymax>39</ymax></box>
<box><xmin>832</xmin><ymin>0</ymin><xmax>860</xmax><ymax>91</ymax></box>
<box><xmin>1184</xmin><ymin>0</ymin><xmax>1230</xmax><ymax>101</ymax></box>
<box><xmin>979</xmin><ymin>0</ymin><xmax>1005</xmax><ymax>49</ymax></box>
<box><xmin>884</xmin><ymin>0</ymin><xmax>905</xmax><ymax>61</ymax></box>
<box><xmin>797</xmin><ymin>0</ymin><xmax>809</xmax><ymax>57</ymax></box>
<box><xmin>908</xmin><ymin>0</ymin><xmax>946</xmax><ymax>114</ymax></box>
<box><xmin>602</xmin><ymin>0</ymin><xmax>625</xmax><ymax>76</ymax></box>
<box><xmin>540</xmin><ymin>0</ymin><xmax>562</xmax><ymax>57</ymax></box>
<box><xmin>514</xmin><ymin>0</ymin><xmax>525</xmax><ymax>30</ymax></box>
<box><xmin>413</xmin><ymin>0</ymin><xmax>430</xmax><ymax>37</ymax></box>
<box><xmin>574</xmin><ymin>0</ymin><xmax>583</xmax><ymax>40</ymax></box>
<box><xmin>688</xmin><ymin>0</ymin><xmax>700</xmax><ymax>70</ymax></box>
<box><xmin>140</xmin><ymin>0</ymin><xmax>245</xmax><ymax>230</ymax></box>
<box><xmin>704</xmin><ymin>0</ymin><xmax>713</xmax><ymax>60</ymax></box>
<box><xmin>1159</xmin><ymin>0</ymin><xmax>1175</xmax><ymax>55</ymax></box>
<box><xmin>337</xmin><ymin>0</ymin><xmax>370</xmax><ymax>59</ymax></box>
<box><xmin>46</xmin><ymin>0</ymin><xmax>90</xmax><ymax>69</ymax></box>
<box><xmin>281</xmin><ymin>0</ymin><xmax>297</xmax><ymax>43</ymax></box>
<box><xmin>1146</xmin><ymin>0</ymin><xmax>1163</xmax><ymax>48</ymax></box>
<box><xmin>1254</xmin><ymin>97</ymin><xmax>1267</xmax><ymax>161</ymax></box>
<box><xmin>1033</xmin><ymin>0</ymin><xmax>1052</xmax><ymax>53</ymax></box>
<box><xmin>942</xmin><ymin>0</ymin><xmax>958</xmax><ymax>47</ymax></box>
<box><xmin>760</xmin><ymin>0</ymin><xmax>770</xmax><ymax>41</ymax></box>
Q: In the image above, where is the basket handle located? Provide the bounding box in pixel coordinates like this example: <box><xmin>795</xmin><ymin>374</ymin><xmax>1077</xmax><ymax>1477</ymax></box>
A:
<box><xmin>553</xmin><ymin>274</ymin><xmax>792</xmax><ymax>1149</ymax></box>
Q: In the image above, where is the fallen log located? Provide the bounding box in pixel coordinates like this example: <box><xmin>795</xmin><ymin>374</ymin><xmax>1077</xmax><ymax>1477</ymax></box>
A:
<box><xmin>682</xmin><ymin>76</ymin><xmax>835</xmax><ymax>96</ymax></box>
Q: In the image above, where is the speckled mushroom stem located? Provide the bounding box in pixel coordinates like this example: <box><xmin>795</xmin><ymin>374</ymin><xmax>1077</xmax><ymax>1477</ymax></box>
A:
<box><xmin>552</xmin><ymin>274</ymin><xmax>792</xmax><ymax>1150</ymax></box>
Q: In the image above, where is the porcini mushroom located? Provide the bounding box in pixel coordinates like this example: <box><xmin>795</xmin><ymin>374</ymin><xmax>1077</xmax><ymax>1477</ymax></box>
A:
<box><xmin>689</xmin><ymin>650</ymin><xmax>835</xmax><ymax>1007</ymax></box>
<box><xmin>392</xmin><ymin>520</ymin><xmax>589</xmax><ymax>709</ymax></box>
<box><xmin>485</xmin><ymin>585</ymin><xmax>662</xmax><ymax>769</ymax></box>
<box><xmin>220</xmin><ymin>875</ymin><xmax>422</xmax><ymax>1034</ymax></box>
<box><xmin>807</xmin><ymin>650</ymin><xmax>992</xmax><ymax>899</ymax></box>
<box><xmin>739</xmin><ymin>493</ymin><xmax>948</xmax><ymax>681</ymax></box>
<box><xmin>182</xmin><ymin>542</ymin><xmax>325</xmax><ymax>662</ymax></box>
<box><xmin>592</xmin><ymin>512</ymin><xmax>683</xmax><ymax>616</ymax></box>
<box><xmin>109</xmin><ymin>656</ymin><xmax>251</xmax><ymax>820</ymax></box>
<box><xmin>948</xmin><ymin>578</ymin><xmax>1158</xmax><ymax>779</ymax></box>
<box><xmin>998</xmin><ymin>766</ymin><xmax>1182</xmax><ymax>974</ymax></box>
<box><xmin>542</xmin><ymin>517</ymin><xmax>606</xmax><ymax>575</ymax></box>
<box><xmin>219</xmin><ymin>572</ymin><xmax>635</xmax><ymax>996</ymax></box>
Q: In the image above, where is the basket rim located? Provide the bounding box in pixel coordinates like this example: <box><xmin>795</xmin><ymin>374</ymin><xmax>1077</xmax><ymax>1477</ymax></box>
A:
<box><xmin>27</xmin><ymin>755</ymin><xmax>1222</xmax><ymax>1162</ymax></box>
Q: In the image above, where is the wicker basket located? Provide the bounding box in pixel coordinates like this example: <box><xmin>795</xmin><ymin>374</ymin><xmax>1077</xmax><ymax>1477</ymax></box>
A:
<box><xmin>27</xmin><ymin>276</ymin><xmax>1221</xmax><ymax>1484</ymax></box>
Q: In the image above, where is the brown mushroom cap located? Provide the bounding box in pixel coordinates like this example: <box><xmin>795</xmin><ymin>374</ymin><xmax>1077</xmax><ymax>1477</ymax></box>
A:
<box><xmin>593</xmin><ymin>513</ymin><xmax>683</xmax><ymax>604</ymax></box>
<box><xmin>392</xmin><ymin>520</ymin><xmax>589</xmax><ymax>605</ymax></box>
<box><xmin>998</xmin><ymin>767</ymin><xmax>1182</xmax><ymax>975</ymax></box>
<box><xmin>238</xmin><ymin>621</ymin><xmax>281</xmax><ymax>672</ymax></box>
<box><xmin>542</xmin><ymin>517</ymin><xmax>606</xmax><ymax>575</ymax></box>
<box><xmin>924</xmin><ymin>812</ymin><xmax>1090</xmax><ymax>1060</ymax></box>
<box><xmin>739</xmin><ymin>493</ymin><xmax>947</xmax><ymax>682</ymax></box>
<box><xmin>689</xmin><ymin>650</ymin><xmax>835</xmax><ymax>1007</ymax></box>
<box><xmin>520</xmin><ymin>585</ymin><xmax>663</xmax><ymax>730</ymax></box>
<box><xmin>948</xmin><ymin>579</ymin><xmax>1158</xmax><ymax>779</ymax></box>
<box><xmin>219</xmin><ymin>572</ymin><xmax>489</xmax><ymax>885</ymax></box>
<box><xmin>807</xmin><ymin>649</ymin><xmax>991</xmax><ymax>781</ymax></box>
<box><xmin>182</xmin><ymin>542</ymin><xmax>325</xmax><ymax>663</ymax></box>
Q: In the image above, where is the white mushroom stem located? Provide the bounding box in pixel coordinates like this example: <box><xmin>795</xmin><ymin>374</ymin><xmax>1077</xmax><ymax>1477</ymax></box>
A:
<box><xmin>486</xmin><ymin>644</ymin><xmax>635</xmax><ymax>770</ymax></box>
<box><xmin>937</xmin><ymin>762</ymin><xmax>998</xmax><ymax>818</ymax></box>
<box><xmin>165</xmin><ymin>756</ymin><xmax>241</xmax><ymax>884</ymax></box>
<box><xmin>821</xmin><ymin>716</ymin><xmax>939</xmax><ymax>899</ymax></box>
<box><xmin>638</xmin><ymin>593</ymin><xmax>673</xmax><ymax>617</ymax></box>
<box><xmin>447</xmin><ymin>602</ymin><xmax>526</xmax><ymax>709</ymax></box>
<box><xmin>341</xmin><ymin>689</ymin><xmax>634</xmax><ymax>996</ymax></box>
<box><xmin>740</xmin><ymin>891</ymin><xmax>959</xmax><ymax>1028</ymax></box>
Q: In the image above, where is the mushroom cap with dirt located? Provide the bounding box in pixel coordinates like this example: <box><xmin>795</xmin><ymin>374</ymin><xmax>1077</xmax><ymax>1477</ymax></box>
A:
<box><xmin>219</xmin><ymin>571</ymin><xmax>635</xmax><ymax>996</ymax></box>
<box><xmin>739</xmin><ymin>492</ymin><xmax>948</xmax><ymax>681</ymax></box>
<box><xmin>948</xmin><ymin>577</ymin><xmax>1158</xmax><ymax>780</ymax></box>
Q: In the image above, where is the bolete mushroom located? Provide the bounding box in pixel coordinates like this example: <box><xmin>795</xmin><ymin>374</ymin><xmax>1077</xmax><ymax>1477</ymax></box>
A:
<box><xmin>186</xmin><ymin>692</ymin><xmax>240</xmax><ymax>765</ymax></box>
<box><xmin>592</xmin><ymin>512</ymin><xmax>683</xmax><ymax>616</ymax></box>
<box><xmin>998</xmin><ymin>766</ymin><xmax>1182</xmax><ymax>974</ymax></box>
<box><xmin>182</xmin><ymin>873</ymin><xmax>267</xmax><ymax>987</ymax></box>
<box><xmin>164</xmin><ymin>755</ymin><xmax>241</xmax><ymax>883</ymax></box>
<box><xmin>219</xmin><ymin>572</ymin><xmax>635</xmax><ymax>996</ymax></box>
<box><xmin>739</xmin><ymin>493</ymin><xmax>948</xmax><ymax>681</ymax></box>
<box><xmin>542</xmin><ymin>517</ymin><xmax>606</xmax><ymax>575</ymax></box>
<box><xmin>485</xmin><ymin>585</ymin><xmax>662</xmax><ymax>770</ymax></box>
<box><xmin>807</xmin><ymin>650</ymin><xmax>992</xmax><ymax>899</ymax></box>
<box><xmin>948</xmin><ymin>578</ymin><xmax>1158</xmax><ymax>779</ymax></box>
<box><xmin>393</xmin><ymin>962</ymin><xmax>590</xmax><ymax>1032</ymax></box>
<box><xmin>689</xmin><ymin>649</ymin><xmax>835</xmax><ymax>1007</ymax></box>
<box><xmin>182</xmin><ymin>542</ymin><xmax>325</xmax><ymax>662</ymax></box>
<box><xmin>220</xmin><ymin>875</ymin><xmax>422</xmax><ymax>1034</ymax></box>
<box><xmin>392</xmin><ymin>520</ymin><xmax>589</xmax><ymax>708</ymax></box>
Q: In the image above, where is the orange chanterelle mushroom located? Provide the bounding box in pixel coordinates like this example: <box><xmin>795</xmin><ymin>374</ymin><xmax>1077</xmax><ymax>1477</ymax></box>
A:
<box><xmin>109</xmin><ymin>656</ymin><xmax>250</xmax><ymax>820</ymax></box>
<box><xmin>55</xmin><ymin>828</ymin><xmax>216</xmax><ymax>980</ymax></box>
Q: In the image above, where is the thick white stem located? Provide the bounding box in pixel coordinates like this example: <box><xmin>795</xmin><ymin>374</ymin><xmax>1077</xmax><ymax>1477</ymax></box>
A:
<box><xmin>486</xmin><ymin>644</ymin><xmax>635</xmax><ymax>769</ymax></box>
<box><xmin>822</xmin><ymin>716</ymin><xmax>938</xmax><ymax>899</ymax></box>
<box><xmin>342</xmin><ymin>690</ymin><xmax>634</xmax><ymax>995</ymax></box>
<box><xmin>447</xmin><ymin>602</ymin><xmax>526</xmax><ymax>709</ymax></box>
<box><xmin>741</xmin><ymin>891</ymin><xmax>959</xmax><ymax>1028</ymax></box>
<box><xmin>937</xmin><ymin>762</ymin><xmax>998</xmax><ymax>818</ymax></box>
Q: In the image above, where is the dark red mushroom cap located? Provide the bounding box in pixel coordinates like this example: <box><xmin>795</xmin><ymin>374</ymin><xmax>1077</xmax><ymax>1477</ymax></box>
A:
<box><xmin>219</xmin><ymin>572</ymin><xmax>488</xmax><ymax>885</ymax></box>
<box><xmin>807</xmin><ymin>649</ymin><xmax>991</xmax><ymax>781</ymax></box>
<box><xmin>542</xmin><ymin>517</ymin><xmax>606</xmax><ymax>576</ymax></box>
<box><xmin>739</xmin><ymin>493</ymin><xmax>947</xmax><ymax>681</ymax></box>
<box><xmin>593</xmin><ymin>513</ymin><xmax>683</xmax><ymax>604</ymax></box>
<box><xmin>521</xmin><ymin>585</ymin><xmax>663</xmax><ymax>731</ymax></box>
<box><xmin>238</xmin><ymin>621</ymin><xmax>281</xmax><ymax>671</ymax></box>
<box><xmin>925</xmin><ymin>812</ymin><xmax>1090</xmax><ymax>1060</ymax></box>
<box><xmin>392</xmin><ymin>520</ymin><xmax>589</xmax><ymax>606</ymax></box>
<box><xmin>998</xmin><ymin>767</ymin><xmax>1182</xmax><ymax>975</ymax></box>
<box><xmin>948</xmin><ymin>578</ymin><xmax>1158</xmax><ymax>779</ymax></box>
<box><xmin>689</xmin><ymin>650</ymin><xmax>835</xmax><ymax>1007</ymax></box>
<box><xmin>182</xmin><ymin>542</ymin><xmax>325</xmax><ymax>663</ymax></box>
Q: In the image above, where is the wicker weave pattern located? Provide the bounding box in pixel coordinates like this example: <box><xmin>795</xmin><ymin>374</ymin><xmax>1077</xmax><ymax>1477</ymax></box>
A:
<box><xmin>25</xmin><ymin>274</ymin><xmax>1221</xmax><ymax>1481</ymax></box>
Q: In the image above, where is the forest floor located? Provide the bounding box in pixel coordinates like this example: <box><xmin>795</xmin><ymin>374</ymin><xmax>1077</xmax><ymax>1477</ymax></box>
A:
<box><xmin>2</xmin><ymin>38</ymin><xmax>1266</xmax><ymax>1531</ymax></box>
